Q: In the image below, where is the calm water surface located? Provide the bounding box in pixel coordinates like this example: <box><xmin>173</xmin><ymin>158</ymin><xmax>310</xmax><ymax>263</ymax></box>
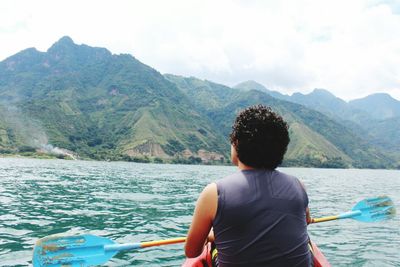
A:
<box><xmin>0</xmin><ymin>158</ymin><xmax>399</xmax><ymax>266</ymax></box>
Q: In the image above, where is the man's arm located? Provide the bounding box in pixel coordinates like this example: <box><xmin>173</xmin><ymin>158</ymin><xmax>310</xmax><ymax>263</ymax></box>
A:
<box><xmin>185</xmin><ymin>183</ymin><xmax>218</xmax><ymax>258</ymax></box>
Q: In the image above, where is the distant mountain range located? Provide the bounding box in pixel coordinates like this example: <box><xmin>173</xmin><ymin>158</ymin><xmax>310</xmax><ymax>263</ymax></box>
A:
<box><xmin>0</xmin><ymin>36</ymin><xmax>399</xmax><ymax>169</ymax></box>
<box><xmin>166</xmin><ymin>75</ymin><xmax>399</xmax><ymax>168</ymax></box>
<box><xmin>234</xmin><ymin>81</ymin><xmax>400</xmax><ymax>156</ymax></box>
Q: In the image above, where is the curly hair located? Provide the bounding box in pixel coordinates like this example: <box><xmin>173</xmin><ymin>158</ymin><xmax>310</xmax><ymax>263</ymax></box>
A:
<box><xmin>230</xmin><ymin>105</ymin><xmax>290</xmax><ymax>169</ymax></box>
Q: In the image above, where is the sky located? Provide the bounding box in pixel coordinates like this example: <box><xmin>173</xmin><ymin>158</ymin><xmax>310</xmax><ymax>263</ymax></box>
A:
<box><xmin>1</xmin><ymin>0</ymin><xmax>400</xmax><ymax>101</ymax></box>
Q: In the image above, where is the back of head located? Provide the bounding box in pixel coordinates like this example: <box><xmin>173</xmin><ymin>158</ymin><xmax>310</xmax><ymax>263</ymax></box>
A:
<box><xmin>230</xmin><ymin>105</ymin><xmax>290</xmax><ymax>169</ymax></box>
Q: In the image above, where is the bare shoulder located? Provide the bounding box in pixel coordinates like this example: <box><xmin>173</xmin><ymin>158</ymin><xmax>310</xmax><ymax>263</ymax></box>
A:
<box><xmin>196</xmin><ymin>183</ymin><xmax>218</xmax><ymax>220</ymax></box>
<box><xmin>198</xmin><ymin>183</ymin><xmax>217</xmax><ymax>207</ymax></box>
<box><xmin>202</xmin><ymin>183</ymin><xmax>217</xmax><ymax>197</ymax></box>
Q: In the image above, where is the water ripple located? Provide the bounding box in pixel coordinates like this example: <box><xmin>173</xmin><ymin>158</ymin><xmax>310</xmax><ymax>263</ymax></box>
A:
<box><xmin>0</xmin><ymin>158</ymin><xmax>399</xmax><ymax>266</ymax></box>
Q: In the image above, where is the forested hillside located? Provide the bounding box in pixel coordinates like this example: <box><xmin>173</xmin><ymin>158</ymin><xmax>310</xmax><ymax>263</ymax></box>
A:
<box><xmin>0</xmin><ymin>37</ymin><xmax>227</xmax><ymax>163</ymax></box>
<box><xmin>166</xmin><ymin>75</ymin><xmax>396</xmax><ymax>168</ymax></box>
<box><xmin>0</xmin><ymin>37</ymin><xmax>398</xmax><ymax>168</ymax></box>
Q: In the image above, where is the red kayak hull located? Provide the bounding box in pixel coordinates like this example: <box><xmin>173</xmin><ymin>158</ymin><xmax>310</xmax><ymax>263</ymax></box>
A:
<box><xmin>182</xmin><ymin>241</ymin><xmax>331</xmax><ymax>267</ymax></box>
<box><xmin>310</xmin><ymin>241</ymin><xmax>331</xmax><ymax>267</ymax></box>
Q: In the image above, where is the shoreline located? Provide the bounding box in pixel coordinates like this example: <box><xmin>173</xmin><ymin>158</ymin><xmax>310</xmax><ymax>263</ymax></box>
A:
<box><xmin>1</xmin><ymin>153</ymin><xmax>399</xmax><ymax>170</ymax></box>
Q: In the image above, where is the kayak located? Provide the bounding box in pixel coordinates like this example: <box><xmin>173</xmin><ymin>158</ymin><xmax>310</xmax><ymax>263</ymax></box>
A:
<box><xmin>182</xmin><ymin>241</ymin><xmax>331</xmax><ymax>267</ymax></box>
<box><xmin>310</xmin><ymin>241</ymin><xmax>331</xmax><ymax>267</ymax></box>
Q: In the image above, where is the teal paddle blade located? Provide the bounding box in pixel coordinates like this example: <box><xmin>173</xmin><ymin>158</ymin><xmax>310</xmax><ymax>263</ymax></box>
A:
<box><xmin>351</xmin><ymin>196</ymin><xmax>396</xmax><ymax>222</ymax></box>
<box><xmin>33</xmin><ymin>234</ymin><xmax>117</xmax><ymax>267</ymax></box>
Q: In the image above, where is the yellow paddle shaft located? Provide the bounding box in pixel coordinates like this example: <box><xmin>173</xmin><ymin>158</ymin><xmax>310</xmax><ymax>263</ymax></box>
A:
<box><xmin>311</xmin><ymin>215</ymin><xmax>339</xmax><ymax>223</ymax></box>
<box><xmin>141</xmin><ymin>237</ymin><xmax>186</xmax><ymax>248</ymax></box>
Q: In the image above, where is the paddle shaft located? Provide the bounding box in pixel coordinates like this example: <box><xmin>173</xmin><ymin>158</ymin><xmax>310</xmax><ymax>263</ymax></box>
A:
<box><xmin>104</xmin><ymin>237</ymin><xmax>186</xmax><ymax>252</ymax></box>
<box><xmin>311</xmin><ymin>210</ymin><xmax>362</xmax><ymax>223</ymax></box>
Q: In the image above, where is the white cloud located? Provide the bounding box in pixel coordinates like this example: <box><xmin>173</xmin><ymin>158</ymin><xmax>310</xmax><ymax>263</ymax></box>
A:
<box><xmin>0</xmin><ymin>0</ymin><xmax>399</xmax><ymax>101</ymax></box>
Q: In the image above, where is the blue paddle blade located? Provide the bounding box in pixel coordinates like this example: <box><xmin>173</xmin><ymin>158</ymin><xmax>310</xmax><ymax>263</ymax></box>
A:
<box><xmin>33</xmin><ymin>234</ymin><xmax>117</xmax><ymax>267</ymax></box>
<box><xmin>351</xmin><ymin>196</ymin><xmax>396</xmax><ymax>222</ymax></box>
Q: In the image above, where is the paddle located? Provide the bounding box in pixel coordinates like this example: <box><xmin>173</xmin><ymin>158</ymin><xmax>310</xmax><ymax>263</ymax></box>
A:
<box><xmin>32</xmin><ymin>235</ymin><xmax>186</xmax><ymax>267</ymax></box>
<box><xmin>32</xmin><ymin>196</ymin><xmax>395</xmax><ymax>266</ymax></box>
<box><xmin>310</xmin><ymin>195</ymin><xmax>396</xmax><ymax>223</ymax></box>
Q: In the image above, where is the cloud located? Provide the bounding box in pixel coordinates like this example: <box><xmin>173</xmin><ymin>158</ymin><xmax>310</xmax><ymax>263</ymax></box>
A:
<box><xmin>0</xmin><ymin>0</ymin><xmax>399</xmax><ymax>100</ymax></box>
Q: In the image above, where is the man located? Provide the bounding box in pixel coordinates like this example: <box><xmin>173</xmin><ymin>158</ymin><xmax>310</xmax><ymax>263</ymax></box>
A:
<box><xmin>185</xmin><ymin>105</ymin><xmax>312</xmax><ymax>267</ymax></box>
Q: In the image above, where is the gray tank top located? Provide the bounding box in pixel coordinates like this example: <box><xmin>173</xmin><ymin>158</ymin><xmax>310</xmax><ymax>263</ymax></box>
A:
<box><xmin>213</xmin><ymin>169</ymin><xmax>312</xmax><ymax>267</ymax></box>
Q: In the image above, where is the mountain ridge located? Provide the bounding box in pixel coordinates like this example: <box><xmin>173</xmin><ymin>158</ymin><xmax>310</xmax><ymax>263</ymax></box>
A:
<box><xmin>349</xmin><ymin>93</ymin><xmax>400</xmax><ymax>119</ymax></box>
<box><xmin>166</xmin><ymin>74</ymin><xmax>397</xmax><ymax>168</ymax></box>
<box><xmin>0</xmin><ymin>37</ymin><xmax>228</xmax><ymax>163</ymax></box>
<box><xmin>0</xmin><ymin>37</ymin><xmax>398</xmax><ymax>168</ymax></box>
<box><xmin>234</xmin><ymin>80</ymin><xmax>400</xmax><ymax>162</ymax></box>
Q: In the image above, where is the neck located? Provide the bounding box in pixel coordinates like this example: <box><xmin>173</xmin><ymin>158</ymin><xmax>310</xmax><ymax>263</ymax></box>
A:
<box><xmin>238</xmin><ymin>161</ymin><xmax>254</xmax><ymax>170</ymax></box>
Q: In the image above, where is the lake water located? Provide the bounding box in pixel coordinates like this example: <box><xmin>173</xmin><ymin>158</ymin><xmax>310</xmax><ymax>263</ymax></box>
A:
<box><xmin>0</xmin><ymin>158</ymin><xmax>399</xmax><ymax>266</ymax></box>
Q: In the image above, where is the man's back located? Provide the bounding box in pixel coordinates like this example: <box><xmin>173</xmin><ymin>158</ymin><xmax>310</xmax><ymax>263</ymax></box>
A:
<box><xmin>213</xmin><ymin>169</ymin><xmax>312</xmax><ymax>267</ymax></box>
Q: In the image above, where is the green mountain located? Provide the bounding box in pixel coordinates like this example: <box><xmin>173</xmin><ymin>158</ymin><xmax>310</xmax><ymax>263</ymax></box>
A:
<box><xmin>234</xmin><ymin>80</ymin><xmax>288</xmax><ymax>100</ymax></box>
<box><xmin>165</xmin><ymin>75</ymin><xmax>397</xmax><ymax>169</ymax></box>
<box><xmin>235</xmin><ymin>81</ymin><xmax>400</xmax><ymax>166</ymax></box>
<box><xmin>349</xmin><ymin>94</ymin><xmax>400</xmax><ymax>157</ymax></box>
<box><xmin>234</xmin><ymin>80</ymin><xmax>269</xmax><ymax>92</ymax></box>
<box><xmin>0</xmin><ymin>37</ymin><xmax>398</xmax><ymax>168</ymax></box>
<box><xmin>0</xmin><ymin>36</ymin><xmax>227</xmax><ymax>163</ymax></box>
<box><xmin>349</xmin><ymin>93</ymin><xmax>400</xmax><ymax>120</ymax></box>
<box><xmin>234</xmin><ymin>83</ymin><xmax>372</xmax><ymax>124</ymax></box>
